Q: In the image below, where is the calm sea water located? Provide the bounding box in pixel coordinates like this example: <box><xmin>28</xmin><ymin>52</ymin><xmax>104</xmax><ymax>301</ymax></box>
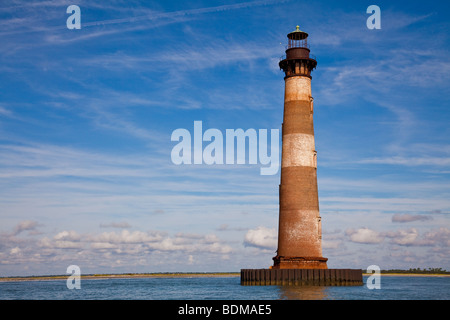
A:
<box><xmin>0</xmin><ymin>276</ymin><xmax>449</xmax><ymax>300</ymax></box>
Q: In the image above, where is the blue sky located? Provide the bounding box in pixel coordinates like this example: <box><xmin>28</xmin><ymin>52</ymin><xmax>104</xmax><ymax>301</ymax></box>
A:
<box><xmin>0</xmin><ymin>0</ymin><xmax>449</xmax><ymax>277</ymax></box>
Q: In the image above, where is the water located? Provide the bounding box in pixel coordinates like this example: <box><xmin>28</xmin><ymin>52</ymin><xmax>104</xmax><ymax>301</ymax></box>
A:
<box><xmin>0</xmin><ymin>276</ymin><xmax>449</xmax><ymax>300</ymax></box>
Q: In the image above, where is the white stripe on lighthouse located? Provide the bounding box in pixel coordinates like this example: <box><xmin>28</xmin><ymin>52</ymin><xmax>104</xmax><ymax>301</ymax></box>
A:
<box><xmin>282</xmin><ymin>133</ymin><xmax>316</xmax><ymax>168</ymax></box>
<box><xmin>284</xmin><ymin>77</ymin><xmax>311</xmax><ymax>102</ymax></box>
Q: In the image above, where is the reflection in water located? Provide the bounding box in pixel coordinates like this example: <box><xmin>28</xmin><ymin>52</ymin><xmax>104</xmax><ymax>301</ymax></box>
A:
<box><xmin>278</xmin><ymin>285</ymin><xmax>329</xmax><ymax>300</ymax></box>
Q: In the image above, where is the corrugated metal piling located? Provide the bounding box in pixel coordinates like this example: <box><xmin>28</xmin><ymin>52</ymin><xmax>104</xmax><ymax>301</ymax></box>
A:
<box><xmin>240</xmin><ymin>269</ymin><xmax>363</xmax><ymax>286</ymax></box>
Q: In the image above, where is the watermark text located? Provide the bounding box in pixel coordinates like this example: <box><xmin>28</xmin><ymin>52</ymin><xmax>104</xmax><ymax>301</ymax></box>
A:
<box><xmin>367</xmin><ymin>5</ymin><xmax>381</xmax><ymax>29</ymax></box>
<box><xmin>66</xmin><ymin>5</ymin><xmax>81</xmax><ymax>29</ymax></box>
<box><xmin>66</xmin><ymin>265</ymin><xmax>81</xmax><ymax>289</ymax></box>
<box><xmin>366</xmin><ymin>265</ymin><xmax>381</xmax><ymax>289</ymax></box>
<box><xmin>171</xmin><ymin>121</ymin><xmax>280</xmax><ymax>175</ymax></box>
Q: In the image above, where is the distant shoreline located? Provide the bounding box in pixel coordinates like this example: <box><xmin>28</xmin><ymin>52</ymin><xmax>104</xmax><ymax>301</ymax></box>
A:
<box><xmin>365</xmin><ymin>273</ymin><xmax>450</xmax><ymax>277</ymax></box>
<box><xmin>1</xmin><ymin>272</ymin><xmax>449</xmax><ymax>282</ymax></box>
<box><xmin>0</xmin><ymin>272</ymin><xmax>240</xmax><ymax>282</ymax></box>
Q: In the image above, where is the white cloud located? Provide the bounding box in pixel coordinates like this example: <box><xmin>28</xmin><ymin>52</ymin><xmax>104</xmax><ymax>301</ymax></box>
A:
<box><xmin>54</xmin><ymin>230</ymin><xmax>81</xmax><ymax>241</ymax></box>
<box><xmin>384</xmin><ymin>227</ymin><xmax>450</xmax><ymax>247</ymax></box>
<box><xmin>204</xmin><ymin>242</ymin><xmax>232</xmax><ymax>254</ymax></box>
<box><xmin>392</xmin><ymin>214</ymin><xmax>432</xmax><ymax>223</ymax></box>
<box><xmin>39</xmin><ymin>231</ymin><xmax>84</xmax><ymax>249</ymax></box>
<box><xmin>358</xmin><ymin>156</ymin><xmax>450</xmax><ymax>167</ymax></box>
<box><xmin>320</xmin><ymin>195</ymin><xmax>450</xmax><ymax>214</ymax></box>
<box><xmin>385</xmin><ymin>228</ymin><xmax>419</xmax><ymax>245</ymax></box>
<box><xmin>243</xmin><ymin>226</ymin><xmax>277</xmax><ymax>250</ymax></box>
<box><xmin>10</xmin><ymin>247</ymin><xmax>21</xmax><ymax>255</ymax></box>
<box><xmin>421</xmin><ymin>227</ymin><xmax>450</xmax><ymax>247</ymax></box>
<box><xmin>1</xmin><ymin>0</ymin><xmax>282</xmax><ymax>41</ymax></box>
<box><xmin>346</xmin><ymin>228</ymin><xmax>384</xmax><ymax>244</ymax></box>
<box><xmin>99</xmin><ymin>222</ymin><xmax>131</xmax><ymax>229</ymax></box>
<box><xmin>322</xmin><ymin>239</ymin><xmax>341</xmax><ymax>249</ymax></box>
<box><xmin>0</xmin><ymin>106</ymin><xmax>13</xmax><ymax>117</ymax></box>
<box><xmin>90</xmin><ymin>242</ymin><xmax>117</xmax><ymax>249</ymax></box>
<box><xmin>94</xmin><ymin>230</ymin><xmax>164</xmax><ymax>244</ymax></box>
<box><xmin>346</xmin><ymin>227</ymin><xmax>450</xmax><ymax>249</ymax></box>
<box><xmin>13</xmin><ymin>220</ymin><xmax>38</xmax><ymax>235</ymax></box>
<box><xmin>1</xmin><ymin>226</ymin><xmax>233</xmax><ymax>274</ymax></box>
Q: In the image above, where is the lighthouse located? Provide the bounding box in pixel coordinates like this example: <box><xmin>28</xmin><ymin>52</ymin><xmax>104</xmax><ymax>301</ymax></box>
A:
<box><xmin>272</xmin><ymin>26</ymin><xmax>328</xmax><ymax>269</ymax></box>
<box><xmin>240</xmin><ymin>27</ymin><xmax>362</xmax><ymax>286</ymax></box>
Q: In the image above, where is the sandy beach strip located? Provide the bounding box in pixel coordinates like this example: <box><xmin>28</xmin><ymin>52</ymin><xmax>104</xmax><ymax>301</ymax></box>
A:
<box><xmin>0</xmin><ymin>272</ymin><xmax>241</xmax><ymax>282</ymax></box>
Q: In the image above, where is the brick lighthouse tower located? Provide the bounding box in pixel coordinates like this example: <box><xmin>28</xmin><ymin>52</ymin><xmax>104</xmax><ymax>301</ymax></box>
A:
<box><xmin>240</xmin><ymin>27</ymin><xmax>362</xmax><ymax>286</ymax></box>
<box><xmin>272</xmin><ymin>26</ymin><xmax>328</xmax><ymax>269</ymax></box>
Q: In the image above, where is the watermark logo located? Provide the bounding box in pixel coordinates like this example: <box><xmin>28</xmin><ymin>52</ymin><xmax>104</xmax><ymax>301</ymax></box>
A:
<box><xmin>66</xmin><ymin>265</ymin><xmax>81</xmax><ymax>289</ymax></box>
<box><xmin>66</xmin><ymin>5</ymin><xmax>81</xmax><ymax>30</ymax></box>
<box><xmin>171</xmin><ymin>121</ymin><xmax>280</xmax><ymax>175</ymax></box>
<box><xmin>366</xmin><ymin>265</ymin><xmax>381</xmax><ymax>289</ymax></box>
<box><xmin>366</xmin><ymin>5</ymin><xmax>381</xmax><ymax>30</ymax></box>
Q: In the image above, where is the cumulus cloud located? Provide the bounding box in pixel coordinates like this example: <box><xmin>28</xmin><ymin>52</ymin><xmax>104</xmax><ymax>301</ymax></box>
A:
<box><xmin>13</xmin><ymin>220</ymin><xmax>39</xmax><ymax>235</ymax></box>
<box><xmin>1</xmin><ymin>226</ymin><xmax>233</xmax><ymax>273</ymax></box>
<box><xmin>92</xmin><ymin>229</ymin><xmax>164</xmax><ymax>245</ymax></box>
<box><xmin>10</xmin><ymin>247</ymin><xmax>21</xmax><ymax>255</ymax></box>
<box><xmin>39</xmin><ymin>230</ymin><xmax>83</xmax><ymax>249</ymax></box>
<box><xmin>421</xmin><ymin>227</ymin><xmax>450</xmax><ymax>247</ymax></box>
<box><xmin>392</xmin><ymin>214</ymin><xmax>432</xmax><ymax>223</ymax></box>
<box><xmin>322</xmin><ymin>239</ymin><xmax>341</xmax><ymax>249</ymax></box>
<box><xmin>216</xmin><ymin>224</ymin><xmax>247</xmax><ymax>232</ymax></box>
<box><xmin>346</xmin><ymin>227</ymin><xmax>450</xmax><ymax>248</ymax></box>
<box><xmin>99</xmin><ymin>222</ymin><xmax>131</xmax><ymax>229</ymax></box>
<box><xmin>346</xmin><ymin>227</ymin><xmax>384</xmax><ymax>244</ymax></box>
<box><xmin>54</xmin><ymin>230</ymin><xmax>81</xmax><ymax>241</ymax></box>
<box><xmin>384</xmin><ymin>227</ymin><xmax>450</xmax><ymax>246</ymax></box>
<box><xmin>85</xmin><ymin>229</ymin><xmax>233</xmax><ymax>254</ymax></box>
<box><xmin>243</xmin><ymin>226</ymin><xmax>277</xmax><ymax>250</ymax></box>
<box><xmin>385</xmin><ymin>228</ymin><xmax>419</xmax><ymax>245</ymax></box>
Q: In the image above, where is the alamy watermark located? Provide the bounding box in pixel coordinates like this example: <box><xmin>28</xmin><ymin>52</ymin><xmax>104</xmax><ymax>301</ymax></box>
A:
<box><xmin>66</xmin><ymin>5</ymin><xmax>81</xmax><ymax>29</ymax></box>
<box><xmin>170</xmin><ymin>121</ymin><xmax>280</xmax><ymax>175</ymax></box>
<box><xmin>366</xmin><ymin>5</ymin><xmax>381</xmax><ymax>30</ymax></box>
<box><xmin>66</xmin><ymin>5</ymin><xmax>380</xmax><ymax>31</ymax></box>
<box><xmin>366</xmin><ymin>265</ymin><xmax>381</xmax><ymax>289</ymax></box>
<box><xmin>66</xmin><ymin>265</ymin><xmax>81</xmax><ymax>289</ymax></box>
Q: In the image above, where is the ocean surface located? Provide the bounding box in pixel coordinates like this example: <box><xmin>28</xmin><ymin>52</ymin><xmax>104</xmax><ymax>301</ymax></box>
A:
<box><xmin>0</xmin><ymin>275</ymin><xmax>449</xmax><ymax>300</ymax></box>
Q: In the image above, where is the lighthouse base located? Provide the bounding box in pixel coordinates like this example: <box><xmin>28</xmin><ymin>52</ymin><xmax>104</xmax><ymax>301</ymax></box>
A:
<box><xmin>272</xmin><ymin>255</ymin><xmax>328</xmax><ymax>269</ymax></box>
<box><xmin>240</xmin><ymin>268</ymin><xmax>363</xmax><ymax>286</ymax></box>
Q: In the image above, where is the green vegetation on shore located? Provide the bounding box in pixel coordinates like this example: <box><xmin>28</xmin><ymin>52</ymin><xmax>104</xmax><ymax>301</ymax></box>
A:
<box><xmin>380</xmin><ymin>268</ymin><xmax>450</xmax><ymax>275</ymax></box>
